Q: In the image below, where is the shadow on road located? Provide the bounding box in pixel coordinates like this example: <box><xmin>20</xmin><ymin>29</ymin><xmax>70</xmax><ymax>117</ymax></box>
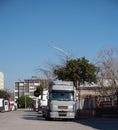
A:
<box><xmin>22</xmin><ymin>110</ymin><xmax>45</xmax><ymax>121</ymax></box>
<box><xmin>22</xmin><ymin>110</ymin><xmax>118</xmax><ymax>130</ymax></box>
<box><xmin>22</xmin><ymin>110</ymin><xmax>75</xmax><ymax>122</ymax></box>
<box><xmin>22</xmin><ymin>111</ymin><xmax>74</xmax><ymax>122</ymax></box>
<box><xmin>76</xmin><ymin>116</ymin><xmax>118</xmax><ymax>130</ymax></box>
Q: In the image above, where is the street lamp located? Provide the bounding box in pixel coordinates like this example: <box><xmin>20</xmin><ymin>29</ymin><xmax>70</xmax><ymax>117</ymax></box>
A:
<box><xmin>25</xmin><ymin>95</ymin><xmax>26</xmax><ymax>108</ymax></box>
<box><xmin>24</xmin><ymin>84</ymin><xmax>27</xmax><ymax>108</ymax></box>
<box><xmin>48</xmin><ymin>45</ymin><xmax>71</xmax><ymax>60</ymax></box>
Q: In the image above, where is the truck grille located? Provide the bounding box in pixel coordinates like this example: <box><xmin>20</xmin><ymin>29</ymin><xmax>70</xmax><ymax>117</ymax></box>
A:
<box><xmin>58</xmin><ymin>106</ymin><xmax>68</xmax><ymax>109</ymax></box>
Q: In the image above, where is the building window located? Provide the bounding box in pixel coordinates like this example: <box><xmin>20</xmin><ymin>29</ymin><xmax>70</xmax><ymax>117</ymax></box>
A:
<box><xmin>15</xmin><ymin>92</ymin><xmax>18</xmax><ymax>96</ymax></box>
<box><xmin>30</xmin><ymin>92</ymin><xmax>34</xmax><ymax>96</ymax></box>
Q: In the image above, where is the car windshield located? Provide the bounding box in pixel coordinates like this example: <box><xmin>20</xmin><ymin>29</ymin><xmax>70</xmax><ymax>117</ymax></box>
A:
<box><xmin>51</xmin><ymin>91</ymin><xmax>74</xmax><ymax>101</ymax></box>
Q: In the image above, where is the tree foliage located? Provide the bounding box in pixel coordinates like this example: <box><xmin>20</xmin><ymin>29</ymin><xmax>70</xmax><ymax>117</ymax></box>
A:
<box><xmin>53</xmin><ymin>57</ymin><xmax>98</xmax><ymax>88</ymax></box>
<box><xmin>0</xmin><ymin>90</ymin><xmax>10</xmax><ymax>100</ymax></box>
<box><xmin>34</xmin><ymin>85</ymin><xmax>43</xmax><ymax>97</ymax></box>
<box><xmin>16</xmin><ymin>96</ymin><xmax>33</xmax><ymax>108</ymax></box>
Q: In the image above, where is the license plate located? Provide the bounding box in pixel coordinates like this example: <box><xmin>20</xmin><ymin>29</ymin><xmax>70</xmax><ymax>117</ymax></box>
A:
<box><xmin>59</xmin><ymin>112</ymin><xmax>67</xmax><ymax>116</ymax></box>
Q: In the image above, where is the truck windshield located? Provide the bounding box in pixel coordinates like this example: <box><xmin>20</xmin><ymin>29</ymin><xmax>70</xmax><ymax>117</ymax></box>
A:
<box><xmin>51</xmin><ymin>91</ymin><xmax>74</xmax><ymax>101</ymax></box>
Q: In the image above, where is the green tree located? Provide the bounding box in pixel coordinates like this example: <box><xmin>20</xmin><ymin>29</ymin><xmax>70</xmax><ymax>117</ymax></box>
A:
<box><xmin>53</xmin><ymin>57</ymin><xmax>98</xmax><ymax>88</ymax></box>
<box><xmin>16</xmin><ymin>96</ymin><xmax>33</xmax><ymax>108</ymax></box>
<box><xmin>34</xmin><ymin>85</ymin><xmax>43</xmax><ymax>97</ymax></box>
<box><xmin>0</xmin><ymin>90</ymin><xmax>10</xmax><ymax>100</ymax></box>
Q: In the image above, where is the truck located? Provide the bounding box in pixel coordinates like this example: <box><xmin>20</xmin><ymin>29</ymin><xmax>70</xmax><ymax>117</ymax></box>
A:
<box><xmin>10</xmin><ymin>101</ymin><xmax>17</xmax><ymax>111</ymax></box>
<box><xmin>4</xmin><ymin>100</ymin><xmax>9</xmax><ymax>112</ymax></box>
<box><xmin>45</xmin><ymin>80</ymin><xmax>76</xmax><ymax>120</ymax></box>
<box><xmin>33</xmin><ymin>98</ymin><xmax>39</xmax><ymax>111</ymax></box>
<box><xmin>0</xmin><ymin>98</ymin><xmax>4</xmax><ymax>112</ymax></box>
<box><xmin>38</xmin><ymin>89</ymin><xmax>48</xmax><ymax>115</ymax></box>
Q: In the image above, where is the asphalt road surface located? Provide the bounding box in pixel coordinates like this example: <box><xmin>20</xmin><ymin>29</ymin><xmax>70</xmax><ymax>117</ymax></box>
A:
<box><xmin>0</xmin><ymin>109</ymin><xmax>118</xmax><ymax>130</ymax></box>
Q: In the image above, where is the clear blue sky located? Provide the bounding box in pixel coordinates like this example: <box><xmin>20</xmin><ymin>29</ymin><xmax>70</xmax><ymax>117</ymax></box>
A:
<box><xmin>0</xmin><ymin>0</ymin><xmax>118</xmax><ymax>91</ymax></box>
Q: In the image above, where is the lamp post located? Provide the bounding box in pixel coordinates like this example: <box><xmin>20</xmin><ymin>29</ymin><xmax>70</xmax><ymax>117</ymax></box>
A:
<box><xmin>24</xmin><ymin>84</ymin><xmax>27</xmax><ymax>108</ymax></box>
<box><xmin>25</xmin><ymin>95</ymin><xmax>26</xmax><ymax>108</ymax></box>
<box><xmin>24</xmin><ymin>80</ymin><xmax>29</xmax><ymax>109</ymax></box>
<box><xmin>77</xmin><ymin>81</ymin><xmax>80</xmax><ymax>114</ymax></box>
<box><xmin>48</xmin><ymin>45</ymin><xmax>70</xmax><ymax>60</ymax></box>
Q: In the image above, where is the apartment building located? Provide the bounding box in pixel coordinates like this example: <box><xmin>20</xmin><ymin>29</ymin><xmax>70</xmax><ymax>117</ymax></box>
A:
<box><xmin>0</xmin><ymin>72</ymin><xmax>4</xmax><ymax>90</ymax></box>
<box><xmin>14</xmin><ymin>77</ymin><xmax>41</xmax><ymax>101</ymax></box>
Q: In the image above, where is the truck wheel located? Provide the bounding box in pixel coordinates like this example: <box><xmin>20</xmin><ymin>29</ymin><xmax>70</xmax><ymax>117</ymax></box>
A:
<box><xmin>45</xmin><ymin>116</ymin><xmax>52</xmax><ymax>121</ymax></box>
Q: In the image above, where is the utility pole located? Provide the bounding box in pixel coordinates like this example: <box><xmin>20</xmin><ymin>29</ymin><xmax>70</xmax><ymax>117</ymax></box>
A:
<box><xmin>25</xmin><ymin>96</ymin><xmax>26</xmax><ymax>108</ymax></box>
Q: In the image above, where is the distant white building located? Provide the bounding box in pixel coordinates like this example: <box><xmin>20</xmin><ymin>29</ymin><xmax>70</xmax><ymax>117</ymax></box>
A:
<box><xmin>0</xmin><ymin>72</ymin><xmax>4</xmax><ymax>90</ymax></box>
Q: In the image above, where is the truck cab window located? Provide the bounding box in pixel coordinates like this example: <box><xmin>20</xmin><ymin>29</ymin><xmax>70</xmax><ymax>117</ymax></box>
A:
<box><xmin>51</xmin><ymin>91</ymin><xmax>74</xmax><ymax>101</ymax></box>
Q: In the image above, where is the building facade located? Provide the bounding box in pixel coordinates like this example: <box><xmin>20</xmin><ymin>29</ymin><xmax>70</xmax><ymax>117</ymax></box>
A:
<box><xmin>14</xmin><ymin>77</ymin><xmax>41</xmax><ymax>101</ymax></box>
<box><xmin>0</xmin><ymin>72</ymin><xmax>4</xmax><ymax>90</ymax></box>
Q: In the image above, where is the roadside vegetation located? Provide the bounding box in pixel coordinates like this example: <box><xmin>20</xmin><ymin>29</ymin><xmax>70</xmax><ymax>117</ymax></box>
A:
<box><xmin>16</xmin><ymin>96</ymin><xmax>33</xmax><ymax>108</ymax></box>
<box><xmin>0</xmin><ymin>90</ymin><xmax>10</xmax><ymax>100</ymax></box>
<box><xmin>38</xmin><ymin>47</ymin><xmax>118</xmax><ymax>96</ymax></box>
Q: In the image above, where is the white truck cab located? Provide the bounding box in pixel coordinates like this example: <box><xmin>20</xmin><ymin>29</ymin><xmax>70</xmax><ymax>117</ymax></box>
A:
<box><xmin>45</xmin><ymin>80</ymin><xmax>76</xmax><ymax>120</ymax></box>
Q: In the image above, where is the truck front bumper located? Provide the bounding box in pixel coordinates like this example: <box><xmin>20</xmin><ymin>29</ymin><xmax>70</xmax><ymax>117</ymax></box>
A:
<box><xmin>50</xmin><ymin>111</ymin><xmax>75</xmax><ymax>119</ymax></box>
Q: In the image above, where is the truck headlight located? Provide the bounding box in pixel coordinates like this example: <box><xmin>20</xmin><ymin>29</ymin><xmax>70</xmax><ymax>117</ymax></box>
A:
<box><xmin>68</xmin><ymin>105</ymin><xmax>73</xmax><ymax>109</ymax></box>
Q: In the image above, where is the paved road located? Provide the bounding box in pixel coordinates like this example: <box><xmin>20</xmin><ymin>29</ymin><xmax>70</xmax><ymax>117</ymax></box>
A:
<box><xmin>0</xmin><ymin>110</ymin><xmax>118</xmax><ymax>130</ymax></box>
